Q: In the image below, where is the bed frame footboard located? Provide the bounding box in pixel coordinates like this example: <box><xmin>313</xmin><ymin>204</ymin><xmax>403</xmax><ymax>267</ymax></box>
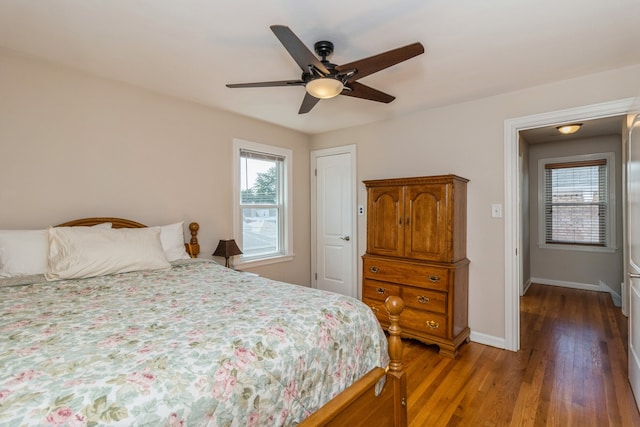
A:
<box><xmin>300</xmin><ymin>296</ymin><xmax>407</xmax><ymax>427</ymax></box>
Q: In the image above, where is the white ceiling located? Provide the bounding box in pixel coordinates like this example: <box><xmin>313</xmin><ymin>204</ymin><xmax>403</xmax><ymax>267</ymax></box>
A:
<box><xmin>0</xmin><ymin>0</ymin><xmax>638</xmax><ymax>135</ymax></box>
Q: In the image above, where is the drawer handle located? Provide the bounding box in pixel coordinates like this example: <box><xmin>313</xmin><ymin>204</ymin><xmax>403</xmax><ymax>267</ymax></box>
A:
<box><xmin>369</xmin><ymin>266</ymin><xmax>380</xmax><ymax>273</ymax></box>
<box><xmin>426</xmin><ymin>320</ymin><xmax>440</xmax><ymax>329</ymax></box>
<box><xmin>417</xmin><ymin>295</ymin><xmax>430</xmax><ymax>304</ymax></box>
<box><xmin>376</xmin><ymin>287</ymin><xmax>387</xmax><ymax>295</ymax></box>
<box><xmin>369</xmin><ymin>305</ymin><xmax>379</xmax><ymax>313</ymax></box>
<box><xmin>428</xmin><ymin>275</ymin><xmax>441</xmax><ymax>283</ymax></box>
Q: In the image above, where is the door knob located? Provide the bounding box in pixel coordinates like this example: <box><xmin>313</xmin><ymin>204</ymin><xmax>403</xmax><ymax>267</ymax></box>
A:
<box><xmin>339</xmin><ymin>235</ymin><xmax>350</xmax><ymax>241</ymax></box>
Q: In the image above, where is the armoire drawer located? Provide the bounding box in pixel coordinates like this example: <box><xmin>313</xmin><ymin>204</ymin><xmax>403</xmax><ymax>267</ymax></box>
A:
<box><xmin>400</xmin><ymin>308</ymin><xmax>448</xmax><ymax>339</ymax></box>
<box><xmin>402</xmin><ymin>286</ymin><xmax>447</xmax><ymax>314</ymax></box>
<box><xmin>363</xmin><ymin>256</ymin><xmax>450</xmax><ymax>291</ymax></box>
<box><xmin>363</xmin><ymin>279</ymin><xmax>401</xmax><ymax>302</ymax></box>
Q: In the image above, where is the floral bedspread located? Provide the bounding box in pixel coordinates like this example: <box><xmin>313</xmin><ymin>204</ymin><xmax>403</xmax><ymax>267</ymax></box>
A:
<box><xmin>0</xmin><ymin>260</ymin><xmax>388</xmax><ymax>426</ymax></box>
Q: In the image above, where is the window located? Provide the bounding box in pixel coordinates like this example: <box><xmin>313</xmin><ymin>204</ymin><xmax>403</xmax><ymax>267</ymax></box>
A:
<box><xmin>538</xmin><ymin>152</ymin><xmax>615</xmax><ymax>252</ymax></box>
<box><xmin>233</xmin><ymin>139</ymin><xmax>293</xmax><ymax>266</ymax></box>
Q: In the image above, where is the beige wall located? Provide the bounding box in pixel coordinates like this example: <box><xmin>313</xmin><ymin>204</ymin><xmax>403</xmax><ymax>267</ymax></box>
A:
<box><xmin>0</xmin><ymin>48</ymin><xmax>312</xmax><ymax>285</ymax></box>
<box><xmin>310</xmin><ymin>64</ymin><xmax>640</xmax><ymax>343</ymax></box>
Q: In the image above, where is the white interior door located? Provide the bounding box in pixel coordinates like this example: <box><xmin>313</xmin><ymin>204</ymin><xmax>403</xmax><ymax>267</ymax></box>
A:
<box><xmin>628</xmin><ymin>113</ymin><xmax>640</xmax><ymax>409</ymax></box>
<box><xmin>312</xmin><ymin>147</ymin><xmax>356</xmax><ymax>297</ymax></box>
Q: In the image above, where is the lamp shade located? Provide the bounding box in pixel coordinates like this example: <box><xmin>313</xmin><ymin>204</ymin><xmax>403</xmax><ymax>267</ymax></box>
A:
<box><xmin>213</xmin><ymin>239</ymin><xmax>243</xmax><ymax>267</ymax></box>
<box><xmin>306</xmin><ymin>77</ymin><xmax>344</xmax><ymax>99</ymax></box>
<box><xmin>556</xmin><ymin>124</ymin><xmax>582</xmax><ymax>135</ymax></box>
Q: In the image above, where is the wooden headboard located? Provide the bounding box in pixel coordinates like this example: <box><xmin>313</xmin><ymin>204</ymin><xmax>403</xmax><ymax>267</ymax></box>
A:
<box><xmin>55</xmin><ymin>217</ymin><xmax>200</xmax><ymax>258</ymax></box>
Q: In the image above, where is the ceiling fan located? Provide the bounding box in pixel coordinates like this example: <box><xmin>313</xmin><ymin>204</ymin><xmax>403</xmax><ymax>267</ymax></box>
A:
<box><xmin>226</xmin><ymin>25</ymin><xmax>425</xmax><ymax>114</ymax></box>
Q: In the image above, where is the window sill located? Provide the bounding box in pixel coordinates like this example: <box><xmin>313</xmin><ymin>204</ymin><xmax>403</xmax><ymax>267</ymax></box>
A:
<box><xmin>538</xmin><ymin>243</ymin><xmax>618</xmax><ymax>254</ymax></box>
<box><xmin>234</xmin><ymin>253</ymin><xmax>295</xmax><ymax>269</ymax></box>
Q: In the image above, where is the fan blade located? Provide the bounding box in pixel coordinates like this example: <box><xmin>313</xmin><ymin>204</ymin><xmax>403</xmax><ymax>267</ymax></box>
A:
<box><xmin>335</xmin><ymin>42</ymin><xmax>424</xmax><ymax>82</ymax></box>
<box><xmin>270</xmin><ymin>25</ymin><xmax>329</xmax><ymax>75</ymax></box>
<box><xmin>341</xmin><ymin>82</ymin><xmax>395</xmax><ymax>103</ymax></box>
<box><xmin>298</xmin><ymin>92</ymin><xmax>321</xmax><ymax>114</ymax></box>
<box><xmin>226</xmin><ymin>80</ymin><xmax>304</xmax><ymax>88</ymax></box>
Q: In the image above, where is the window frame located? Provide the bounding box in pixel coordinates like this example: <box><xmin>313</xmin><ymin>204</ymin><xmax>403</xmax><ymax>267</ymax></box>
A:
<box><xmin>232</xmin><ymin>139</ymin><xmax>294</xmax><ymax>268</ymax></box>
<box><xmin>537</xmin><ymin>152</ymin><xmax>616</xmax><ymax>253</ymax></box>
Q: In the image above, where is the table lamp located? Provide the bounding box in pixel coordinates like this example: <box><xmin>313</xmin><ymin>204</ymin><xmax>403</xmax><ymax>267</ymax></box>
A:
<box><xmin>213</xmin><ymin>239</ymin><xmax>243</xmax><ymax>268</ymax></box>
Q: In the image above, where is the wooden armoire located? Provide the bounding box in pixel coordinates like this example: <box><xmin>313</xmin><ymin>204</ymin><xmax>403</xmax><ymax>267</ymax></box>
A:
<box><xmin>362</xmin><ymin>175</ymin><xmax>469</xmax><ymax>358</ymax></box>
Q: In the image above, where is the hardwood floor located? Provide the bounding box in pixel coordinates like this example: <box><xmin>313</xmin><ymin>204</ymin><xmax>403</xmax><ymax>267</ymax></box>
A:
<box><xmin>404</xmin><ymin>283</ymin><xmax>640</xmax><ymax>426</ymax></box>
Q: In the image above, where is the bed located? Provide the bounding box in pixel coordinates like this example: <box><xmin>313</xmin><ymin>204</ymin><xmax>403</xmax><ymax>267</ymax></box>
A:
<box><xmin>0</xmin><ymin>217</ymin><xmax>407</xmax><ymax>426</ymax></box>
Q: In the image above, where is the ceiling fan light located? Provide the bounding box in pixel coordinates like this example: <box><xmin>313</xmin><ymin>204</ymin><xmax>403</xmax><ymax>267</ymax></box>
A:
<box><xmin>306</xmin><ymin>78</ymin><xmax>344</xmax><ymax>99</ymax></box>
<box><xmin>556</xmin><ymin>124</ymin><xmax>582</xmax><ymax>135</ymax></box>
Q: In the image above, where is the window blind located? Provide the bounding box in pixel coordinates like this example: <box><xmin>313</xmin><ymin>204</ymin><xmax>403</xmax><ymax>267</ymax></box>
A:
<box><xmin>240</xmin><ymin>149</ymin><xmax>285</xmax><ymax>163</ymax></box>
<box><xmin>544</xmin><ymin>159</ymin><xmax>607</xmax><ymax>246</ymax></box>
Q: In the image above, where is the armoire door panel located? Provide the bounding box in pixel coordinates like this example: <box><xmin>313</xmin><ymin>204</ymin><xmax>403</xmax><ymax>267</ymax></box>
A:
<box><xmin>367</xmin><ymin>186</ymin><xmax>404</xmax><ymax>256</ymax></box>
<box><xmin>405</xmin><ymin>184</ymin><xmax>448</xmax><ymax>261</ymax></box>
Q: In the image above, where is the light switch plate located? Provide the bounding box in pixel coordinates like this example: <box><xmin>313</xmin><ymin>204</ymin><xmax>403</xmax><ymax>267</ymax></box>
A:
<box><xmin>491</xmin><ymin>204</ymin><xmax>502</xmax><ymax>218</ymax></box>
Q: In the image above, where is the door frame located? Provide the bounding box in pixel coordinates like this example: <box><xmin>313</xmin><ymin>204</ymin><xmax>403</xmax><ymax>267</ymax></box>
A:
<box><xmin>627</xmin><ymin>113</ymin><xmax>640</xmax><ymax>411</ymax></box>
<box><xmin>310</xmin><ymin>145</ymin><xmax>357</xmax><ymax>295</ymax></box>
<box><xmin>503</xmin><ymin>97</ymin><xmax>636</xmax><ymax>351</ymax></box>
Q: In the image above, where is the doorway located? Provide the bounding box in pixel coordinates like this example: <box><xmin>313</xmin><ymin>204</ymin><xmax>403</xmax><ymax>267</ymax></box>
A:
<box><xmin>503</xmin><ymin>98</ymin><xmax>636</xmax><ymax>351</ymax></box>
<box><xmin>520</xmin><ymin>117</ymin><xmax>624</xmax><ymax>298</ymax></box>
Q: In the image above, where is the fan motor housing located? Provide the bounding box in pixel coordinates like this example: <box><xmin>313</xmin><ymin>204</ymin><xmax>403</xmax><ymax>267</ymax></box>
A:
<box><xmin>314</xmin><ymin>41</ymin><xmax>334</xmax><ymax>59</ymax></box>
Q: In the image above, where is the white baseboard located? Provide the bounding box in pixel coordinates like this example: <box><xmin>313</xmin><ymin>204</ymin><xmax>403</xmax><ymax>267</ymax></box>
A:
<box><xmin>531</xmin><ymin>277</ymin><xmax>622</xmax><ymax>306</ymax></box>
<box><xmin>522</xmin><ymin>278</ymin><xmax>532</xmax><ymax>295</ymax></box>
<box><xmin>531</xmin><ymin>277</ymin><xmax>600</xmax><ymax>292</ymax></box>
<box><xmin>599</xmin><ymin>280</ymin><xmax>622</xmax><ymax>307</ymax></box>
<box><xmin>469</xmin><ymin>330</ymin><xmax>505</xmax><ymax>349</ymax></box>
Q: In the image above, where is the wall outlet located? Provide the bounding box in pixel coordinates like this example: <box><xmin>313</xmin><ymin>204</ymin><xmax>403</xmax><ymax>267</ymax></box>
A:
<box><xmin>358</xmin><ymin>205</ymin><xmax>365</xmax><ymax>216</ymax></box>
<box><xmin>491</xmin><ymin>204</ymin><xmax>502</xmax><ymax>218</ymax></box>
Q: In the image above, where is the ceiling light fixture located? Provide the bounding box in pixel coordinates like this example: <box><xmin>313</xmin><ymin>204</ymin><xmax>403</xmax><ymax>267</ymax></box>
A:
<box><xmin>305</xmin><ymin>77</ymin><xmax>344</xmax><ymax>99</ymax></box>
<box><xmin>556</xmin><ymin>124</ymin><xmax>582</xmax><ymax>135</ymax></box>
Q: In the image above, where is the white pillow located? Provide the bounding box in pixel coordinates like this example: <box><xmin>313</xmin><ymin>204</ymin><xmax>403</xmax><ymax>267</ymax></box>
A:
<box><xmin>46</xmin><ymin>226</ymin><xmax>170</xmax><ymax>280</ymax></box>
<box><xmin>0</xmin><ymin>229</ymin><xmax>47</xmax><ymax>278</ymax></box>
<box><xmin>0</xmin><ymin>222</ymin><xmax>112</xmax><ymax>278</ymax></box>
<box><xmin>158</xmin><ymin>222</ymin><xmax>191</xmax><ymax>261</ymax></box>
